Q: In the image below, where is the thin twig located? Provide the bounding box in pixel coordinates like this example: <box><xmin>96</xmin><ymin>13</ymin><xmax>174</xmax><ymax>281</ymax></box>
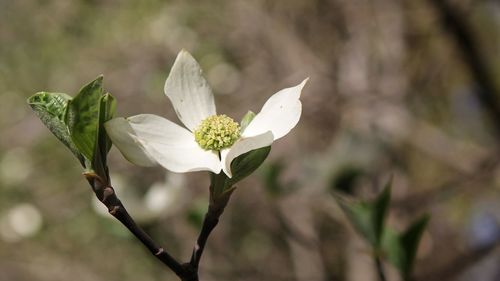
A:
<box><xmin>190</xmin><ymin>211</ymin><xmax>220</xmax><ymax>268</ymax></box>
<box><xmin>84</xmin><ymin>172</ymin><xmax>185</xmax><ymax>277</ymax></box>
<box><xmin>186</xmin><ymin>186</ymin><xmax>235</xmax><ymax>281</ymax></box>
<box><xmin>415</xmin><ymin>238</ymin><xmax>500</xmax><ymax>281</ymax></box>
<box><xmin>84</xmin><ymin>170</ymin><xmax>234</xmax><ymax>281</ymax></box>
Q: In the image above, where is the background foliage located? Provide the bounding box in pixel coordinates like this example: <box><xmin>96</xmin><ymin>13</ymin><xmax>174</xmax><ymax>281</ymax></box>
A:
<box><xmin>1</xmin><ymin>0</ymin><xmax>499</xmax><ymax>280</ymax></box>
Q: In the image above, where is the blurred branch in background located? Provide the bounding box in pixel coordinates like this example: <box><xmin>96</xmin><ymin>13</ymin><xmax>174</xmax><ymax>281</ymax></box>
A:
<box><xmin>416</xmin><ymin>235</ymin><xmax>500</xmax><ymax>281</ymax></box>
<box><xmin>429</xmin><ymin>0</ymin><xmax>500</xmax><ymax>140</ymax></box>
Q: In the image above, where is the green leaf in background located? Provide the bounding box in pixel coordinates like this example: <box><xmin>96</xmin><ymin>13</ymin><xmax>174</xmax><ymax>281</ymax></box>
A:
<box><xmin>261</xmin><ymin>160</ymin><xmax>300</xmax><ymax>197</ymax></box>
<box><xmin>335</xmin><ymin>179</ymin><xmax>391</xmax><ymax>248</ymax></box>
<box><xmin>337</xmin><ymin>197</ymin><xmax>376</xmax><ymax>245</ymax></box>
<box><xmin>27</xmin><ymin>92</ymin><xmax>83</xmax><ymax>163</ymax></box>
<box><xmin>401</xmin><ymin>215</ymin><xmax>430</xmax><ymax>273</ymax></box>
<box><xmin>66</xmin><ymin>76</ymin><xmax>104</xmax><ymax>162</ymax></box>
<box><xmin>373</xmin><ymin>179</ymin><xmax>391</xmax><ymax>247</ymax></box>
<box><xmin>329</xmin><ymin>166</ymin><xmax>365</xmax><ymax>195</ymax></box>
<box><xmin>383</xmin><ymin>214</ymin><xmax>430</xmax><ymax>280</ymax></box>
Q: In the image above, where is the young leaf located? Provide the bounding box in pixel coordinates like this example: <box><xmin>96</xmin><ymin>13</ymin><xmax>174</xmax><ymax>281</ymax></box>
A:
<box><xmin>228</xmin><ymin>146</ymin><xmax>271</xmax><ymax>187</ymax></box>
<box><xmin>95</xmin><ymin>93</ymin><xmax>116</xmax><ymax>161</ymax></box>
<box><xmin>382</xmin><ymin>215</ymin><xmax>430</xmax><ymax>280</ymax></box>
<box><xmin>240</xmin><ymin>110</ymin><xmax>256</xmax><ymax>132</ymax></box>
<box><xmin>209</xmin><ymin>146</ymin><xmax>272</xmax><ymax>196</ymax></box>
<box><xmin>92</xmin><ymin>93</ymin><xmax>116</xmax><ymax>181</ymax></box>
<box><xmin>27</xmin><ymin>92</ymin><xmax>83</xmax><ymax>162</ymax></box>
<box><xmin>66</xmin><ymin>76</ymin><xmax>104</xmax><ymax>161</ymax></box>
<box><xmin>99</xmin><ymin>93</ymin><xmax>116</xmax><ymax>154</ymax></box>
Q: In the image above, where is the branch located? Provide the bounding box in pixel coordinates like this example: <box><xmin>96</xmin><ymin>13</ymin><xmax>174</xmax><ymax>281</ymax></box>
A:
<box><xmin>189</xmin><ymin>210</ymin><xmax>220</xmax><ymax>267</ymax></box>
<box><xmin>392</xmin><ymin>156</ymin><xmax>499</xmax><ymax>212</ymax></box>
<box><xmin>84</xmin><ymin>170</ymin><xmax>235</xmax><ymax>281</ymax></box>
<box><xmin>415</xmin><ymin>238</ymin><xmax>500</xmax><ymax>281</ymax></box>
<box><xmin>84</xmin><ymin>172</ymin><xmax>185</xmax><ymax>277</ymax></box>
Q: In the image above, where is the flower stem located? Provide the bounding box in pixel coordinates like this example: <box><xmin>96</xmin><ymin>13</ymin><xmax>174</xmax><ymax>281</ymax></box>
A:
<box><xmin>186</xmin><ymin>180</ymin><xmax>235</xmax><ymax>280</ymax></box>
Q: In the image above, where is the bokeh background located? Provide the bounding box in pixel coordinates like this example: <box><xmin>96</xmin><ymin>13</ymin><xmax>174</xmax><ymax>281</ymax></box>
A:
<box><xmin>1</xmin><ymin>0</ymin><xmax>500</xmax><ymax>280</ymax></box>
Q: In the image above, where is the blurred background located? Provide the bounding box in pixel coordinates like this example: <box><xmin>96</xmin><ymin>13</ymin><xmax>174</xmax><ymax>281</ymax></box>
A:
<box><xmin>1</xmin><ymin>0</ymin><xmax>500</xmax><ymax>280</ymax></box>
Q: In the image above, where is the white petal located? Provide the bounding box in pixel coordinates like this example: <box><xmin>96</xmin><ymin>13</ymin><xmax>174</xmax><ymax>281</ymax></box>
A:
<box><xmin>105</xmin><ymin>118</ymin><xmax>157</xmax><ymax>167</ymax></box>
<box><xmin>164</xmin><ymin>50</ymin><xmax>216</xmax><ymax>131</ymax></box>
<box><xmin>243</xmin><ymin>78</ymin><xmax>309</xmax><ymax>140</ymax></box>
<box><xmin>109</xmin><ymin>114</ymin><xmax>222</xmax><ymax>173</ymax></box>
<box><xmin>220</xmin><ymin>131</ymin><xmax>274</xmax><ymax>178</ymax></box>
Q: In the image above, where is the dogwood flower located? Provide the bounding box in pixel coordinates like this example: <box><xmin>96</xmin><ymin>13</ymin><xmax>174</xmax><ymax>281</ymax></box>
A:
<box><xmin>105</xmin><ymin>50</ymin><xmax>308</xmax><ymax>178</ymax></box>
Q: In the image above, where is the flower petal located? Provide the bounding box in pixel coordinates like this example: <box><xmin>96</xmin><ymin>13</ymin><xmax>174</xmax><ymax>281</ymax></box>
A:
<box><xmin>220</xmin><ymin>131</ymin><xmax>274</xmax><ymax>178</ymax></box>
<box><xmin>164</xmin><ymin>50</ymin><xmax>216</xmax><ymax>131</ymax></box>
<box><xmin>108</xmin><ymin>114</ymin><xmax>222</xmax><ymax>173</ymax></box>
<box><xmin>243</xmin><ymin>78</ymin><xmax>309</xmax><ymax>140</ymax></box>
<box><xmin>105</xmin><ymin>117</ymin><xmax>157</xmax><ymax>167</ymax></box>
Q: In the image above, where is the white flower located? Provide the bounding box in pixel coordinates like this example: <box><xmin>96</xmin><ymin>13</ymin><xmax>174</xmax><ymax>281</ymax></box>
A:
<box><xmin>105</xmin><ymin>50</ymin><xmax>308</xmax><ymax>178</ymax></box>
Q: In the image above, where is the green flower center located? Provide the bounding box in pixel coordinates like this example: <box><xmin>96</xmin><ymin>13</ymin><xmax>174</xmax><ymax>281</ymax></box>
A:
<box><xmin>194</xmin><ymin>114</ymin><xmax>241</xmax><ymax>151</ymax></box>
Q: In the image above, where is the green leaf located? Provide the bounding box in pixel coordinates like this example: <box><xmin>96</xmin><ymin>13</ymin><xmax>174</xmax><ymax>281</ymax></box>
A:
<box><xmin>66</xmin><ymin>76</ymin><xmax>104</xmax><ymax>161</ymax></box>
<box><xmin>373</xmin><ymin>179</ymin><xmax>391</xmax><ymax>247</ymax></box>
<box><xmin>99</xmin><ymin>93</ymin><xmax>116</xmax><ymax>154</ymax></box>
<box><xmin>27</xmin><ymin>92</ymin><xmax>83</xmax><ymax>162</ymax></box>
<box><xmin>92</xmin><ymin>93</ymin><xmax>116</xmax><ymax>180</ymax></box>
<box><xmin>228</xmin><ymin>146</ymin><xmax>271</xmax><ymax>187</ymax></box>
<box><xmin>400</xmin><ymin>215</ymin><xmax>429</xmax><ymax>277</ymax></box>
<box><xmin>381</xmin><ymin>227</ymin><xmax>403</xmax><ymax>270</ymax></box>
<box><xmin>240</xmin><ymin>110</ymin><xmax>256</xmax><ymax>132</ymax></box>
<box><xmin>335</xmin><ymin>179</ymin><xmax>392</xmax><ymax>248</ymax></box>
<box><xmin>337</xmin><ymin>198</ymin><xmax>377</xmax><ymax>245</ymax></box>
<box><xmin>382</xmin><ymin>215</ymin><xmax>429</xmax><ymax>280</ymax></box>
<box><xmin>329</xmin><ymin>166</ymin><xmax>365</xmax><ymax>195</ymax></box>
<box><xmin>28</xmin><ymin>76</ymin><xmax>114</xmax><ymax>175</ymax></box>
<box><xmin>209</xmin><ymin>146</ymin><xmax>271</xmax><ymax>198</ymax></box>
<box><xmin>95</xmin><ymin>93</ymin><xmax>116</xmax><ymax>160</ymax></box>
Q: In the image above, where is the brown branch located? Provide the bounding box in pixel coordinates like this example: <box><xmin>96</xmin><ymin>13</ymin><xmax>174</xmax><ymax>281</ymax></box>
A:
<box><xmin>84</xmin><ymin>172</ymin><xmax>185</xmax><ymax>277</ymax></box>
<box><xmin>392</xmin><ymin>156</ymin><xmax>499</xmax><ymax>212</ymax></box>
<box><xmin>83</xmin><ymin>169</ymin><xmax>235</xmax><ymax>281</ymax></box>
<box><xmin>189</xmin><ymin>211</ymin><xmax>220</xmax><ymax>268</ymax></box>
